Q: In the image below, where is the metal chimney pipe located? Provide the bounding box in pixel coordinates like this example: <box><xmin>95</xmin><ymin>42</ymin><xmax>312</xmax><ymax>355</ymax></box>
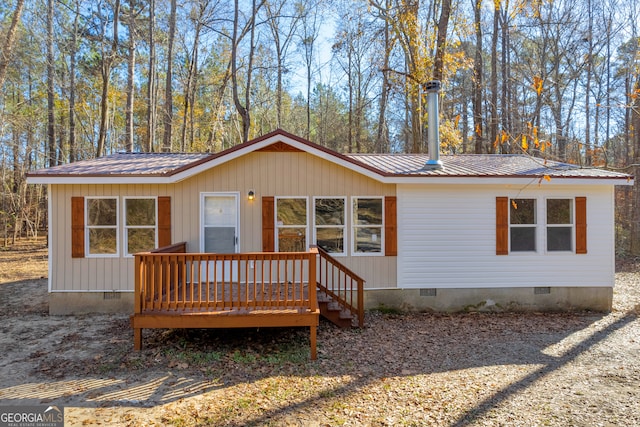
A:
<box><xmin>425</xmin><ymin>80</ymin><xmax>443</xmax><ymax>169</ymax></box>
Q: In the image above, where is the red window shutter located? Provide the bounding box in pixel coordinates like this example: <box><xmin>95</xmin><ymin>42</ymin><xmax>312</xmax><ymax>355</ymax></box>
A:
<box><xmin>575</xmin><ymin>197</ymin><xmax>587</xmax><ymax>254</ymax></box>
<box><xmin>262</xmin><ymin>196</ymin><xmax>275</xmax><ymax>252</ymax></box>
<box><xmin>496</xmin><ymin>197</ymin><xmax>509</xmax><ymax>255</ymax></box>
<box><xmin>158</xmin><ymin>196</ymin><xmax>172</xmax><ymax>248</ymax></box>
<box><xmin>385</xmin><ymin>196</ymin><xmax>397</xmax><ymax>256</ymax></box>
<box><xmin>71</xmin><ymin>196</ymin><xmax>85</xmax><ymax>258</ymax></box>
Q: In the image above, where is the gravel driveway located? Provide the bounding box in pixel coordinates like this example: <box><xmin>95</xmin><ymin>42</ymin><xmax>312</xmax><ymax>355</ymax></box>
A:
<box><xmin>0</xmin><ymin>267</ymin><xmax>638</xmax><ymax>426</ymax></box>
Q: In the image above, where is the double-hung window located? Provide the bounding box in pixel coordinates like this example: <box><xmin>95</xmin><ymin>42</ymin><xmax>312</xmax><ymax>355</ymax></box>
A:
<box><xmin>86</xmin><ymin>197</ymin><xmax>118</xmax><ymax>256</ymax></box>
<box><xmin>124</xmin><ymin>197</ymin><xmax>158</xmax><ymax>256</ymax></box>
<box><xmin>510</xmin><ymin>198</ymin><xmax>536</xmax><ymax>252</ymax></box>
<box><xmin>546</xmin><ymin>199</ymin><xmax>573</xmax><ymax>252</ymax></box>
<box><xmin>352</xmin><ymin>197</ymin><xmax>383</xmax><ymax>254</ymax></box>
<box><xmin>314</xmin><ymin>197</ymin><xmax>346</xmax><ymax>255</ymax></box>
<box><xmin>276</xmin><ymin>197</ymin><xmax>308</xmax><ymax>252</ymax></box>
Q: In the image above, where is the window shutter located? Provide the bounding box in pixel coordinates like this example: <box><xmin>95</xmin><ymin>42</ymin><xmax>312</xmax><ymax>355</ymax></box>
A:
<box><xmin>158</xmin><ymin>196</ymin><xmax>172</xmax><ymax>248</ymax></box>
<box><xmin>71</xmin><ymin>196</ymin><xmax>85</xmax><ymax>258</ymax></box>
<box><xmin>262</xmin><ymin>196</ymin><xmax>275</xmax><ymax>252</ymax></box>
<box><xmin>575</xmin><ymin>197</ymin><xmax>587</xmax><ymax>254</ymax></box>
<box><xmin>385</xmin><ymin>196</ymin><xmax>397</xmax><ymax>256</ymax></box>
<box><xmin>496</xmin><ymin>197</ymin><xmax>509</xmax><ymax>255</ymax></box>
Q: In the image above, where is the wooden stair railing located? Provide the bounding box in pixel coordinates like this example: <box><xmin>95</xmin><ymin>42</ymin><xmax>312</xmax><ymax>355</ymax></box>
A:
<box><xmin>314</xmin><ymin>245</ymin><xmax>365</xmax><ymax>328</ymax></box>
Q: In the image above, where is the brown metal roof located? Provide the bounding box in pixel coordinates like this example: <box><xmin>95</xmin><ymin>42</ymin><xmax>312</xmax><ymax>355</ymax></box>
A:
<box><xmin>27</xmin><ymin>152</ymin><xmax>213</xmax><ymax>177</ymax></box>
<box><xmin>347</xmin><ymin>153</ymin><xmax>630</xmax><ymax>179</ymax></box>
<box><xmin>26</xmin><ymin>128</ymin><xmax>631</xmax><ymax>182</ymax></box>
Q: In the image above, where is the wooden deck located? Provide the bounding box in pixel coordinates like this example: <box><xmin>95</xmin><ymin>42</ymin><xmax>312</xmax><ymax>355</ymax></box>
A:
<box><xmin>131</xmin><ymin>243</ymin><xmax>320</xmax><ymax>359</ymax></box>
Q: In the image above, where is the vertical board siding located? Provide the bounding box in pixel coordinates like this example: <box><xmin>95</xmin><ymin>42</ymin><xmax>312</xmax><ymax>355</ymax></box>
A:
<box><xmin>50</xmin><ymin>151</ymin><xmax>397</xmax><ymax>292</ymax></box>
<box><xmin>397</xmin><ymin>185</ymin><xmax>615</xmax><ymax>289</ymax></box>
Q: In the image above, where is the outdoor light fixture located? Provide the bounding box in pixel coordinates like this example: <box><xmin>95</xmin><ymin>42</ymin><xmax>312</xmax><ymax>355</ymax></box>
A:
<box><xmin>248</xmin><ymin>190</ymin><xmax>255</xmax><ymax>201</ymax></box>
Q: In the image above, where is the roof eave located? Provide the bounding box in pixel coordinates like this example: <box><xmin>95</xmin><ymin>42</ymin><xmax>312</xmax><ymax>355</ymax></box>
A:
<box><xmin>388</xmin><ymin>175</ymin><xmax>634</xmax><ymax>186</ymax></box>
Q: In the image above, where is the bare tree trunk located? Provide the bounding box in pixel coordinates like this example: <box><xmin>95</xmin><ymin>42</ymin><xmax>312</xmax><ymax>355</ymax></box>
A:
<box><xmin>376</xmin><ymin>0</ymin><xmax>391</xmax><ymax>153</ymax></box>
<box><xmin>490</xmin><ymin>1</ymin><xmax>499</xmax><ymax>154</ymax></box>
<box><xmin>584</xmin><ymin>0</ymin><xmax>593</xmax><ymax>165</ymax></box>
<box><xmin>433</xmin><ymin>0</ymin><xmax>452</xmax><ymax>82</ymax></box>
<box><xmin>96</xmin><ymin>0</ymin><xmax>121</xmax><ymax>158</ymax></box>
<box><xmin>181</xmin><ymin>2</ymin><xmax>204</xmax><ymax>151</ymax></box>
<box><xmin>0</xmin><ymin>0</ymin><xmax>24</xmax><ymax>92</ymax></box>
<box><xmin>500</xmin><ymin>7</ymin><xmax>510</xmax><ymax>153</ymax></box>
<box><xmin>472</xmin><ymin>0</ymin><xmax>483</xmax><ymax>154</ymax></box>
<box><xmin>68</xmin><ymin>0</ymin><xmax>80</xmax><ymax>162</ymax></box>
<box><xmin>145</xmin><ymin>0</ymin><xmax>156</xmax><ymax>152</ymax></box>
<box><xmin>630</xmin><ymin>76</ymin><xmax>640</xmax><ymax>256</ymax></box>
<box><xmin>162</xmin><ymin>0</ymin><xmax>177</xmax><ymax>152</ymax></box>
<box><xmin>299</xmin><ymin>1</ymin><xmax>320</xmax><ymax>140</ymax></box>
<box><xmin>125</xmin><ymin>0</ymin><xmax>137</xmax><ymax>153</ymax></box>
<box><xmin>47</xmin><ymin>0</ymin><xmax>57</xmax><ymax>166</ymax></box>
<box><xmin>231</xmin><ymin>0</ymin><xmax>260</xmax><ymax>142</ymax></box>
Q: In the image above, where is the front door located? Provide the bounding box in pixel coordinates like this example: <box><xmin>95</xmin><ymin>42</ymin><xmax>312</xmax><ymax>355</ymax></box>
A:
<box><xmin>201</xmin><ymin>193</ymin><xmax>239</xmax><ymax>281</ymax></box>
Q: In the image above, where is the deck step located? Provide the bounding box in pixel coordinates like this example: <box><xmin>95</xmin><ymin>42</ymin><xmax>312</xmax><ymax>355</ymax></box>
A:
<box><xmin>317</xmin><ymin>291</ymin><xmax>354</xmax><ymax>328</ymax></box>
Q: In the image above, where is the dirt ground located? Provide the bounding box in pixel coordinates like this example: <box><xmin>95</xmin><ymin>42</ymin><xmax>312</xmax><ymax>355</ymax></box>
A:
<box><xmin>0</xmin><ymin>238</ymin><xmax>639</xmax><ymax>426</ymax></box>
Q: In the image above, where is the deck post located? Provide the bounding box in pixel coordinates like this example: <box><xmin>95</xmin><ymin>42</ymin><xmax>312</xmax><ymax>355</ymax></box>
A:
<box><xmin>310</xmin><ymin>325</ymin><xmax>317</xmax><ymax>360</ymax></box>
<box><xmin>309</xmin><ymin>248</ymin><xmax>318</xmax><ymax>360</ymax></box>
<box><xmin>133</xmin><ymin>253</ymin><xmax>144</xmax><ymax>350</ymax></box>
<box><xmin>133</xmin><ymin>328</ymin><xmax>142</xmax><ymax>350</ymax></box>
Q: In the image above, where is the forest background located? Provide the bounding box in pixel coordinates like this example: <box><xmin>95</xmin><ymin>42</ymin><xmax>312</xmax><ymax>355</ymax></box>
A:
<box><xmin>1</xmin><ymin>0</ymin><xmax>640</xmax><ymax>254</ymax></box>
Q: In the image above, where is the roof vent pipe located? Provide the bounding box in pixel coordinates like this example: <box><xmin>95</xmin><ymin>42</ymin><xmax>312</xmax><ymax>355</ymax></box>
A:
<box><xmin>425</xmin><ymin>80</ymin><xmax>443</xmax><ymax>170</ymax></box>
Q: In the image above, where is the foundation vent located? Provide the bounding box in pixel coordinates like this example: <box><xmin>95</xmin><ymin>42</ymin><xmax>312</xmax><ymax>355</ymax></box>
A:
<box><xmin>534</xmin><ymin>287</ymin><xmax>551</xmax><ymax>295</ymax></box>
<box><xmin>103</xmin><ymin>292</ymin><xmax>122</xmax><ymax>300</ymax></box>
<box><xmin>420</xmin><ymin>288</ymin><xmax>437</xmax><ymax>297</ymax></box>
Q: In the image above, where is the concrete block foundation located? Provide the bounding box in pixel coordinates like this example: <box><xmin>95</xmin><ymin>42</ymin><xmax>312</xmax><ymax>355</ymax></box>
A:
<box><xmin>363</xmin><ymin>287</ymin><xmax>613</xmax><ymax>313</ymax></box>
<box><xmin>49</xmin><ymin>292</ymin><xmax>134</xmax><ymax>315</ymax></box>
<box><xmin>49</xmin><ymin>286</ymin><xmax>613</xmax><ymax>315</ymax></box>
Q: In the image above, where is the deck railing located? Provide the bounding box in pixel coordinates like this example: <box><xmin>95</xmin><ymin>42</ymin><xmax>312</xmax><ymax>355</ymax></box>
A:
<box><xmin>315</xmin><ymin>245</ymin><xmax>365</xmax><ymax>327</ymax></box>
<box><xmin>134</xmin><ymin>244</ymin><xmax>318</xmax><ymax>314</ymax></box>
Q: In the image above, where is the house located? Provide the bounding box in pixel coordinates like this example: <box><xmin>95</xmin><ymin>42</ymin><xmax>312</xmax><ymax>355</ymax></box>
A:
<box><xmin>26</xmin><ymin>82</ymin><xmax>633</xmax><ymax>333</ymax></box>
<box><xmin>26</xmin><ymin>125</ymin><xmax>632</xmax><ymax>318</ymax></box>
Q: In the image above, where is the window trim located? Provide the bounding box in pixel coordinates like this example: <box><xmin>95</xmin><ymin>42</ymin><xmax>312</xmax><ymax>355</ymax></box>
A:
<box><xmin>509</xmin><ymin>198</ymin><xmax>538</xmax><ymax>253</ymax></box>
<box><xmin>313</xmin><ymin>196</ymin><xmax>347</xmax><ymax>257</ymax></box>
<box><xmin>123</xmin><ymin>196</ymin><xmax>158</xmax><ymax>257</ymax></box>
<box><xmin>544</xmin><ymin>197</ymin><xmax>574</xmax><ymax>253</ymax></box>
<box><xmin>351</xmin><ymin>196</ymin><xmax>384</xmax><ymax>257</ymax></box>
<box><xmin>85</xmin><ymin>196</ymin><xmax>119</xmax><ymax>258</ymax></box>
<box><xmin>275</xmin><ymin>196</ymin><xmax>309</xmax><ymax>252</ymax></box>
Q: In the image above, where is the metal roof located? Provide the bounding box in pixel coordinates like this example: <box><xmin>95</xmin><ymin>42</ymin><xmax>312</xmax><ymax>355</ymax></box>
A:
<box><xmin>27</xmin><ymin>152</ymin><xmax>213</xmax><ymax>177</ymax></box>
<box><xmin>26</xmin><ymin>130</ymin><xmax>631</xmax><ymax>184</ymax></box>
<box><xmin>346</xmin><ymin>153</ymin><xmax>630</xmax><ymax>179</ymax></box>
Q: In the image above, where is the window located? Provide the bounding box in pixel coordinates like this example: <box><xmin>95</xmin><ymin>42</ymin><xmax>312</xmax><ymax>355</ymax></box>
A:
<box><xmin>314</xmin><ymin>198</ymin><xmax>346</xmax><ymax>255</ymax></box>
<box><xmin>547</xmin><ymin>199</ymin><xmax>573</xmax><ymax>251</ymax></box>
<box><xmin>352</xmin><ymin>197</ymin><xmax>383</xmax><ymax>254</ymax></box>
<box><xmin>276</xmin><ymin>197</ymin><xmax>307</xmax><ymax>252</ymax></box>
<box><xmin>510</xmin><ymin>198</ymin><xmax>536</xmax><ymax>252</ymax></box>
<box><xmin>124</xmin><ymin>198</ymin><xmax>157</xmax><ymax>255</ymax></box>
<box><xmin>86</xmin><ymin>197</ymin><xmax>118</xmax><ymax>256</ymax></box>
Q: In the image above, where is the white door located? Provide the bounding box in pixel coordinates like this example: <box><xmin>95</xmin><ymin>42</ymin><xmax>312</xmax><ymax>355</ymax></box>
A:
<box><xmin>200</xmin><ymin>193</ymin><xmax>239</xmax><ymax>281</ymax></box>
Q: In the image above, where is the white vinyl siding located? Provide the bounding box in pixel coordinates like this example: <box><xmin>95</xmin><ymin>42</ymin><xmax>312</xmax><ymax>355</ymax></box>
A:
<box><xmin>397</xmin><ymin>184</ymin><xmax>615</xmax><ymax>289</ymax></box>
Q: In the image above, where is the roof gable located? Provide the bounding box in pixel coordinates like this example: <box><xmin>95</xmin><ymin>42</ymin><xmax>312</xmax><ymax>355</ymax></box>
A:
<box><xmin>26</xmin><ymin>129</ymin><xmax>632</xmax><ymax>186</ymax></box>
